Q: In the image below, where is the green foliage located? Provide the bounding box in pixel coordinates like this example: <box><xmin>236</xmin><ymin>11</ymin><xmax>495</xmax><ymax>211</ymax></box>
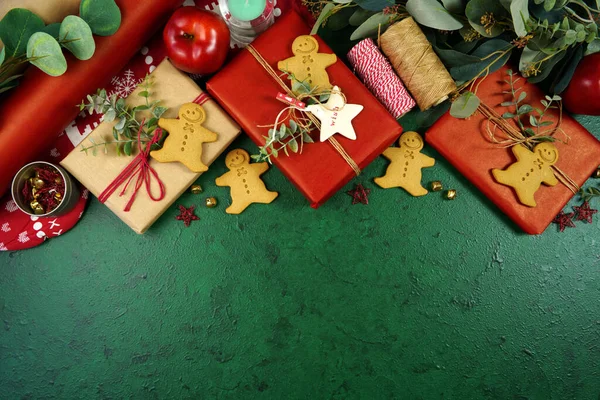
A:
<box><xmin>59</xmin><ymin>16</ymin><xmax>96</xmax><ymax>60</ymax></box>
<box><xmin>406</xmin><ymin>0</ymin><xmax>463</xmax><ymax>31</ymax></box>
<box><xmin>350</xmin><ymin>12</ymin><xmax>390</xmax><ymax>40</ymax></box>
<box><xmin>311</xmin><ymin>2</ymin><xmax>336</xmax><ymax>35</ymax></box>
<box><xmin>26</xmin><ymin>33</ymin><xmax>67</xmax><ymax>77</ymax></box>
<box><xmin>80</xmin><ymin>0</ymin><xmax>122</xmax><ymax>36</ymax></box>
<box><xmin>581</xmin><ymin>186</ymin><xmax>600</xmax><ymax>203</ymax></box>
<box><xmin>0</xmin><ymin>8</ymin><xmax>45</xmax><ymax>58</ymax></box>
<box><xmin>80</xmin><ymin>76</ymin><xmax>168</xmax><ymax>156</ymax></box>
<box><xmin>42</xmin><ymin>23</ymin><xmax>62</xmax><ymax>41</ymax></box>
<box><xmin>354</xmin><ymin>0</ymin><xmax>394</xmax><ymax>11</ymax></box>
<box><xmin>253</xmin><ymin>120</ymin><xmax>316</xmax><ymax>163</ymax></box>
<box><xmin>450</xmin><ymin>91</ymin><xmax>480</xmax><ymax>118</ymax></box>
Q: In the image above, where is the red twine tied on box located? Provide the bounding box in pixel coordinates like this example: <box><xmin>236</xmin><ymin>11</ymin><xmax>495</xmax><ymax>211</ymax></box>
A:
<box><xmin>347</xmin><ymin>38</ymin><xmax>415</xmax><ymax>119</ymax></box>
<box><xmin>98</xmin><ymin>120</ymin><xmax>166</xmax><ymax>211</ymax></box>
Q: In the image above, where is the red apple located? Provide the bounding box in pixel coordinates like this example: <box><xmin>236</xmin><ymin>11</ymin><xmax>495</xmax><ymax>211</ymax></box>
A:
<box><xmin>163</xmin><ymin>7</ymin><xmax>230</xmax><ymax>75</ymax></box>
<box><xmin>563</xmin><ymin>53</ymin><xmax>600</xmax><ymax>116</ymax></box>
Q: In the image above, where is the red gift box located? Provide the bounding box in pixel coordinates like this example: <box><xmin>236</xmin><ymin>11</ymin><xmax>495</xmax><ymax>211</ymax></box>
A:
<box><xmin>426</xmin><ymin>68</ymin><xmax>600</xmax><ymax>234</ymax></box>
<box><xmin>207</xmin><ymin>11</ymin><xmax>403</xmax><ymax>207</ymax></box>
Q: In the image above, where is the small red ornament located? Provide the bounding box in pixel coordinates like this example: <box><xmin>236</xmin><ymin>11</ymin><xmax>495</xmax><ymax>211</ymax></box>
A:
<box><xmin>347</xmin><ymin>183</ymin><xmax>371</xmax><ymax>205</ymax></box>
<box><xmin>175</xmin><ymin>205</ymin><xmax>200</xmax><ymax>227</ymax></box>
<box><xmin>573</xmin><ymin>201</ymin><xmax>598</xmax><ymax>223</ymax></box>
<box><xmin>552</xmin><ymin>211</ymin><xmax>576</xmax><ymax>232</ymax></box>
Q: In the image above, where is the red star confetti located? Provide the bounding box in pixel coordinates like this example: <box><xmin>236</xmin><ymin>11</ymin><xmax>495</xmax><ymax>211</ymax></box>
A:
<box><xmin>552</xmin><ymin>211</ymin><xmax>576</xmax><ymax>232</ymax></box>
<box><xmin>573</xmin><ymin>201</ymin><xmax>598</xmax><ymax>223</ymax></box>
<box><xmin>175</xmin><ymin>205</ymin><xmax>199</xmax><ymax>227</ymax></box>
<box><xmin>347</xmin><ymin>184</ymin><xmax>371</xmax><ymax>205</ymax></box>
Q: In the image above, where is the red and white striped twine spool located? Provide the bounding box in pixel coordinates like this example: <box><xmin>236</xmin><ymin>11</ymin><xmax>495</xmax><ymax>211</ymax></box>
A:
<box><xmin>347</xmin><ymin>38</ymin><xmax>416</xmax><ymax>119</ymax></box>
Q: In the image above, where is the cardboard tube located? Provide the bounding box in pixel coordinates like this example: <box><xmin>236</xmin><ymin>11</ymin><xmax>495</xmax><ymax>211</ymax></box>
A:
<box><xmin>0</xmin><ymin>0</ymin><xmax>184</xmax><ymax>196</ymax></box>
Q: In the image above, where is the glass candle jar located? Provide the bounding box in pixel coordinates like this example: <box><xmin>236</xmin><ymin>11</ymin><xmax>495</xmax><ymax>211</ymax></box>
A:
<box><xmin>218</xmin><ymin>0</ymin><xmax>275</xmax><ymax>47</ymax></box>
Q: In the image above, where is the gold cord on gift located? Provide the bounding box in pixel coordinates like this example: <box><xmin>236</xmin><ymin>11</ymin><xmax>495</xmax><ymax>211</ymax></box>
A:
<box><xmin>247</xmin><ymin>44</ymin><xmax>361</xmax><ymax>176</ymax></box>
<box><xmin>380</xmin><ymin>17</ymin><xmax>457</xmax><ymax>112</ymax></box>
<box><xmin>479</xmin><ymin>102</ymin><xmax>579</xmax><ymax>194</ymax></box>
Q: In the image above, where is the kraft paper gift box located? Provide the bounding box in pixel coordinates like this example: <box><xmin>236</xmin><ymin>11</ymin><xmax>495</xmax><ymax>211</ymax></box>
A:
<box><xmin>426</xmin><ymin>67</ymin><xmax>600</xmax><ymax>235</ymax></box>
<box><xmin>61</xmin><ymin>60</ymin><xmax>240</xmax><ymax>233</ymax></box>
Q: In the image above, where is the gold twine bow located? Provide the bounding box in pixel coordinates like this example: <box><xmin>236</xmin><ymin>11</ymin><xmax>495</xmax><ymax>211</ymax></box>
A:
<box><xmin>479</xmin><ymin>102</ymin><xmax>579</xmax><ymax>194</ymax></box>
<box><xmin>246</xmin><ymin>45</ymin><xmax>361</xmax><ymax>176</ymax></box>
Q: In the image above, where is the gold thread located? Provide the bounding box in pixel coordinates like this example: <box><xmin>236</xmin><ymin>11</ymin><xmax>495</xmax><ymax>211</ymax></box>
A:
<box><xmin>380</xmin><ymin>17</ymin><xmax>457</xmax><ymax>111</ymax></box>
<box><xmin>247</xmin><ymin>45</ymin><xmax>361</xmax><ymax>176</ymax></box>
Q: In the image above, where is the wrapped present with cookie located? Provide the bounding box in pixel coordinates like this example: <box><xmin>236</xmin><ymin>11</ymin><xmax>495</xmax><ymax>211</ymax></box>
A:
<box><xmin>61</xmin><ymin>59</ymin><xmax>240</xmax><ymax>234</ymax></box>
<box><xmin>207</xmin><ymin>10</ymin><xmax>403</xmax><ymax>208</ymax></box>
<box><xmin>426</xmin><ymin>67</ymin><xmax>600</xmax><ymax>235</ymax></box>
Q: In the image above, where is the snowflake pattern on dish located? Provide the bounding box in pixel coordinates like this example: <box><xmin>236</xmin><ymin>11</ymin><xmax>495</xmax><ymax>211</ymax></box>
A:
<box><xmin>1</xmin><ymin>223</ymin><xmax>10</xmax><ymax>233</ymax></box>
<box><xmin>0</xmin><ymin>242</ymin><xmax>7</xmax><ymax>251</ymax></box>
<box><xmin>5</xmin><ymin>200</ymin><xmax>18</xmax><ymax>213</ymax></box>
<box><xmin>17</xmin><ymin>231</ymin><xmax>29</xmax><ymax>243</ymax></box>
<box><xmin>110</xmin><ymin>70</ymin><xmax>143</xmax><ymax>98</ymax></box>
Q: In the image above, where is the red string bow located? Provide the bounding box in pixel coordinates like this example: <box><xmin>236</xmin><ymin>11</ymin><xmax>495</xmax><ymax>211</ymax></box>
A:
<box><xmin>98</xmin><ymin>120</ymin><xmax>166</xmax><ymax>211</ymax></box>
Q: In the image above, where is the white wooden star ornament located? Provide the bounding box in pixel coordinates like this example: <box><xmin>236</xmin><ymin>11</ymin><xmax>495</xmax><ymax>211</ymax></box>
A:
<box><xmin>305</xmin><ymin>86</ymin><xmax>363</xmax><ymax>142</ymax></box>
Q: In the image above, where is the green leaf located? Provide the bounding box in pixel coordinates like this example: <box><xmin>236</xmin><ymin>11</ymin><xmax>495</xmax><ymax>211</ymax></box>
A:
<box><xmin>529</xmin><ymin>115</ymin><xmax>538</xmax><ymax>126</ymax></box>
<box><xmin>288</xmin><ymin>138</ymin><xmax>299</xmax><ymax>153</ymax></box>
<box><xmin>442</xmin><ymin>0</ymin><xmax>467</xmax><ymax>13</ymax></box>
<box><xmin>449</xmin><ymin>39</ymin><xmax>512</xmax><ymax>81</ymax></box>
<box><xmin>517</xmin><ymin>91</ymin><xmax>527</xmax><ymax>103</ymax></box>
<box><xmin>465</xmin><ymin>0</ymin><xmax>509</xmax><ymax>38</ymax></box>
<box><xmin>350</xmin><ymin>12</ymin><xmax>390</xmax><ymax>40</ymax></box>
<box><xmin>43</xmin><ymin>23</ymin><xmax>62</xmax><ymax>41</ymax></box>
<box><xmin>524</xmin><ymin>128</ymin><xmax>536</xmax><ymax>136</ymax></box>
<box><xmin>278</xmin><ymin>123</ymin><xmax>287</xmax><ymax>139</ymax></box>
<box><xmin>59</xmin><ymin>15</ymin><xmax>96</xmax><ymax>60</ymax></box>
<box><xmin>104</xmin><ymin>108</ymin><xmax>116</xmax><ymax>122</ymax></box>
<box><xmin>302</xmin><ymin>132</ymin><xmax>315</xmax><ymax>144</ymax></box>
<box><xmin>27</xmin><ymin>32</ymin><xmax>67</xmax><ymax>77</ymax></box>
<box><xmin>153</xmin><ymin>106</ymin><xmax>168</xmax><ymax>118</ymax></box>
<box><xmin>450</xmin><ymin>91</ymin><xmax>480</xmax><ymax>118</ymax></box>
<box><xmin>354</xmin><ymin>0</ymin><xmax>394</xmax><ymax>11</ymax></box>
<box><xmin>517</xmin><ymin>104</ymin><xmax>533</xmax><ymax>115</ymax></box>
<box><xmin>416</xmin><ymin>100</ymin><xmax>451</xmax><ymax>128</ymax></box>
<box><xmin>310</xmin><ymin>3</ymin><xmax>336</xmax><ymax>35</ymax></box>
<box><xmin>434</xmin><ymin>47</ymin><xmax>480</xmax><ymax>68</ymax></box>
<box><xmin>327</xmin><ymin>7</ymin><xmax>355</xmax><ymax>31</ymax></box>
<box><xmin>0</xmin><ymin>8</ymin><xmax>45</xmax><ymax>58</ymax></box>
<box><xmin>510</xmin><ymin>0</ymin><xmax>530</xmax><ymax>37</ymax></box>
<box><xmin>406</xmin><ymin>0</ymin><xmax>463</xmax><ymax>30</ymax></box>
<box><xmin>544</xmin><ymin>0</ymin><xmax>556</xmax><ymax>11</ymax></box>
<box><xmin>133</xmin><ymin>104</ymin><xmax>150</xmax><ymax>112</ymax></box>
<box><xmin>289</xmin><ymin>119</ymin><xmax>298</xmax><ymax>134</ymax></box>
<box><xmin>138</xmin><ymin>91</ymin><xmax>150</xmax><ymax>98</ymax></box>
<box><xmin>0</xmin><ymin>47</ymin><xmax>4</xmax><ymax>67</ymax></box>
<box><xmin>115</xmin><ymin>117</ymin><xmax>126</xmax><ymax>131</ymax></box>
<box><xmin>123</xmin><ymin>141</ymin><xmax>132</xmax><ymax>156</ymax></box>
<box><xmin>502</xmin><ymin>112</ymin><xmax>515</xmax><ymax>118</ymax></box>
<box><xmin>349</xmin><ymin>9</ymin><xmax>375</xmax><ymax>26</ymax></box>
<box><xmin>80</xmin><ymin>0</ymin><xmax>122</xmax><ymax>36</ymax></box>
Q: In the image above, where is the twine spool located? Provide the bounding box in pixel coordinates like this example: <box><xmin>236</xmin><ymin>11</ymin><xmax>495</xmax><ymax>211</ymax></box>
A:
<box><xmin>347</xmin><ymin>38</ymin><xmax>416</xmax><ymax>119</ymax></box>
<box><xmin>380</xmin><ymin>17</ymin><xmax>457</xmax><ymax>111</ymax></box>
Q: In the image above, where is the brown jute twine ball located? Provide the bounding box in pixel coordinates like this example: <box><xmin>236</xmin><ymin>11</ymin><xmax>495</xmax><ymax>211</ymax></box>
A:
<box><xmin>380</xmin><ymin>17</ymin><xmax>457</xmax><ymax>111</ymax></box>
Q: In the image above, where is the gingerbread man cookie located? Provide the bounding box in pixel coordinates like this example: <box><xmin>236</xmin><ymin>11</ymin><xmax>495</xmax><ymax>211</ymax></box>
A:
<box><xmin>215</xmin><ymin>149</ymin><xmax>278</xmax><ymax>214</ymax></box>
<box><xmin>277</xmin><ymin>35</ymin><xmax>337</xmax><ymax>95</ymax></box>
<box><xmin>150</xmin><ymin>103</ymin><xmax>218</xmax><ymax>173</ymax></box>
<box><xmin>374</xmin><ymin>131</ymin><xmax>435</xmax><ymax>197</ymax></box>
<box><xmin>492</xmin><ymin>143</ymin><xmax>559</xmax><ymax>207</ymax></box>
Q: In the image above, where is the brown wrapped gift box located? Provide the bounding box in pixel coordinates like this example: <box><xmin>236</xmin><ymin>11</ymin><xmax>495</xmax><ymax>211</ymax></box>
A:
<box><xmin>61</xmin><ymin>60</ymin><xmax>240</xmax><ymax>233</ymax></box>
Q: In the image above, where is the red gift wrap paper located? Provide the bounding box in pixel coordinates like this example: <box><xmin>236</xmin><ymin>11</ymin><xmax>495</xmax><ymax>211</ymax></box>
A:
<box><xmin>426</xmin><ymin>68</ymin><xmax>600</xmax><ymax>235</ymax></box>
<box><xmin>0</xmin><ymin>0</ymin><xmax>185</xmax><ymax>196</ymax></box>
<box><xmin>207</xmin><ymin>11</ymin><xmax>403</xmax><ymax>207</ymax></box>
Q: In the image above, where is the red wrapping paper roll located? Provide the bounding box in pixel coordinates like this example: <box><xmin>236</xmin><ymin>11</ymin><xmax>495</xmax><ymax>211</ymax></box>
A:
<box><xmin>0</xmin><ymin>0</ymin><xmax>184</xmax><ymax>196</ymax></box>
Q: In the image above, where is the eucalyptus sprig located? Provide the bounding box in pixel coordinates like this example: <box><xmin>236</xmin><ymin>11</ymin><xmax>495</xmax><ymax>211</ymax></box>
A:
<box><xmin>0</xmin><ymin>0</ymin><xmax>121</xmax><ymax>96</ymax></box>
<box><xmin>79</xmin><ymin>75</ymin><xmax>168</xmax><ymax>157</ymax></box>
<box><xmin>580</xmin><ymin>186</ymin><xmax>600</xmax><ymax>203</ymax></box>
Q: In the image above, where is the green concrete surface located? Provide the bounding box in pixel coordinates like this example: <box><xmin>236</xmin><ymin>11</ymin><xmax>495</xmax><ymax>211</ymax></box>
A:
<box><xmin>1</xmin><ymin>110</ymin><xmax>599</xmax><ymax>399</ymax></box>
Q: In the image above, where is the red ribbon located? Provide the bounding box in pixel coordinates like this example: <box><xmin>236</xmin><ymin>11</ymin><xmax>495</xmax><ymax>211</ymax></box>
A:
<box><xmin>98</xmin><ymin>120</ymin><xmax>166</xmax><ymax>212</ymax></box>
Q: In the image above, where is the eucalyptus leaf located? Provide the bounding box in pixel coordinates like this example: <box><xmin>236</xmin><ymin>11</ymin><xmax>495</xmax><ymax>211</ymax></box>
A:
<box><xmin>416</xmin><ymin>100</ymin><xmax>451</xmax><ymax>128</ymax></box>
<box><xmin>527</xmin><ymin>48</ymin><xmax>566</xmax><ymax>83</ymax></box>
<box><xmin>302</xmin><ymin>132</ymin><xmax>315</xmax><ymax>144</ymax></box>
<box><xmin>450</xmin><ymin>39</ymin><xmax>512</xmax><ymax>81</ymax></box>
<box><xmin>510</xmin><ymin>0</ymin><xmax>530</xmax><ymax>37</ymax></box>
<box><xmin>26</xmin><ymin>32</ymin><xmax>67</xmax><ymax>77</ymax></box>
<box><xmin>0</xmin><ymin>47</ymin><xmax>4</xmax><ymax>67</ymax></box>
<box><xmin>289</xmin><ymin>119</ymin><xmax>298</xmax><ymax>134</ymax></box>
<box><xmin>59</xmin><ymin>15</ymin><xmax>96</xmax><ymax>60</ymax></box>
<box><xmin>406</xmin><ymin>0</ymin><xmax>463</xmax><ymax>30</ymax></box>
<box><xmin>80</xmin><ymin>0</ymin><xmax>122</xmax><ymax>36</ymax></box>
<box><xmin>123</xmin><ymin>141</ymin><xmax>132</xmax><ymax>156</ymax></box>
<box><xmin>311</xmin><ymin>2</ymin><xmax>336</xmax><ymax>35</ymax></box>
<box><xmin>288</xmin><ymin>138</ymin><xmax>299</xmax><ymax>153</ymax></box>
<box><xmin>450</xmin><ymin>91</ymin><xmax>480</xmax><ymax>118</ymax></box>
<box><xmin>0</xmin><ymin>8</ymin><xmax>45</xmax><ymax>58</ymax></box>
<box><xmin>349</xmin><ymin>9</ymin><xmax>376</xmax><ymax>26</ymax></box>
<box><xmin>327</xmin><ymin>7</ymin><xmax>355</xmax><ymax>31</ymax></box>
<box><xmin>434</xmin><ymin>47</ymin><xmax>480</xmax><ymax>68</ymax></box>
<box><xmin>442</xmin><ymin>0</ymin><xmax>467</xmax><ymax>13</ymax></box>
<box><xmin>350</xmin><ymin>12</ymin><xmax>390</xmax><ymax>41</ymax></box>
<box><xmin>354</xmin><ymin>0</ymin><xmax>394</xmax><ymax>11</ymax></box>
<box><xmin>585</xmin><ymin>39</ymin><xmax>600</xmax><ymax>55</ymax></box>
<box><xmin>551</xmin><ymin>45</ymin><xmax>584</xmax><ymax>93</ymax></box>
<box><xmin>465</xmin><ymin>0</ymin><xmax>509</xmax><ymax>38</ymax></box>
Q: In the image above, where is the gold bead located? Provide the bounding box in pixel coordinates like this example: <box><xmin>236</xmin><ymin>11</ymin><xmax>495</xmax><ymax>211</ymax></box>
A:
<box><xmin>55</xmin><ymin>177</ymin><xmax>63</xmax><ymax>185</ymax></box>
<box><xmin>30</xmin><ymin>200</ymin><xmax>45</xmax><ymax>215</ymax></box>
<box><xmin>430</xmin><ymin>181</ymin><xmax>443</xmax><ymax>192</ymax></box>
<box><xmin>190</xmin><ymin>184</ymin><xmax>203</xmax><ymax>194</ymax></box>
<box><xmin>205</xmin><ymin>197</ymin><xmax>217</xmax><ymax>208</ymax></box>
<box><xmin>30</xmin><ymin>177</ymin><xmax>45</xmax><ymax>189</ymax></box>
<box><xmin>54</xmin><ymin>192</ymin><xmax>62</xmax><ymax>201</ymax></box>
<box><xmin>445</xmin><ymin>189</ymin><xmax>457</xmax><ymax>200</ymax></box>
<box><xmin>31</xmin><ymin>187</ymin><xmax>40</xmax><ymax>199</ymax></box>
<box><xmin>592</xmin><ymin>168</ymin><xmax>600</xmax><ymax>179</ymax></box>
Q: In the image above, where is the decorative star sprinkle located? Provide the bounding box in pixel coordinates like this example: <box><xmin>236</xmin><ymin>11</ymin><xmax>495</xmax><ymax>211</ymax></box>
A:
<box><xmin>573</xmin><ymin>201</ymin><xmax>598</xmax><ymax>223</ymax></box>
<box><xmin>175</xmin><ymin>205</ymin><xmax>199</xmax><ymax>227</ymax></box>
<box><xmin>552</xmin><ymin>211</ymin><xmax>576</xmax><ymax>232</ymax></box>
<box><xmin>305</xmin><ymin>86</ymin><xmax>364</xmax><ymax>142</ymax></box>
<box><xmin>347</xmin><ymin>183</ymin><xmax>371</xmax><ymax>205</ymax></box>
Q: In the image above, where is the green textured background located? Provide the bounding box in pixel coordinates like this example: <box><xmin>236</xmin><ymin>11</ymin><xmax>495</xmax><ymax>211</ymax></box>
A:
<box><xmin>2</xmin><ymin>24</ymin><xmax>600</xmax><ymax>397</ymax></box>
